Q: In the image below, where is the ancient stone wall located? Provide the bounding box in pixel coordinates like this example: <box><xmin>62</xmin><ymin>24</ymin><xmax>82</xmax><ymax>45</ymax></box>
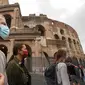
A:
<box><xmin>0</xmin><ymin>1</ymin><xmax>84</xmax><ymax>72</ymax></box>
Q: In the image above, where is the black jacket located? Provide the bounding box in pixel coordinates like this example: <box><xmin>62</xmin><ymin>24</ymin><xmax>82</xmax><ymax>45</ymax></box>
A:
<box><xmin>6</xmin><ymin>57</ymin><xmax>31</xmax><ymax>85</ymax></box>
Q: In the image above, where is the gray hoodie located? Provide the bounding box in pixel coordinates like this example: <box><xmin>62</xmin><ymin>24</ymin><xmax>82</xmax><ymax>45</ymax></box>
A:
<box><xmin>0</xmin><ymin>50</ymin><xmax>8</xmax><ymax>85</ymax></box>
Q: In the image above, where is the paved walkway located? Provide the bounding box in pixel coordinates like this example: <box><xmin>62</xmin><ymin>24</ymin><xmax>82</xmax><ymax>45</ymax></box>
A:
<box><xmin>31</xmin><ymin>73</ymin><xmax>47</xmax><ymax>85</ymax></box>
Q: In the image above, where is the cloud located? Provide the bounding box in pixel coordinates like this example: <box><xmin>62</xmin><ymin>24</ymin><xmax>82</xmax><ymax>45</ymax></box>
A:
<box><xmin>50</xmin><ymin>0</ymin><xmax>82</xmax><ymax>11</ymax></box>
<box><xmin>32</xmin><ymin>0</ymin><xmax>85</xmax><ymax>53</ymax></box>
<box><xmin>9</xmin><ymin>0</ymin><xmax>39</xmax><ymax>15</ymax></box>
<box><xmin>36</xmin><ymin>0</ymin><xmax>68</xmax><ymax>20</ymax></box>
<box><xmin>63</xmin><ymin>3</ymin><xmax>85</xmax><ymax>53</ymax></box>
<box><xmin>9</xmin><ymin>0</ymin><xmax>85</xmax><ymax>53</ymax></box>
<box><xmin>9</xmin><ymin>0</ymin><xmax>17</xmax><ymax>4</ymax></box>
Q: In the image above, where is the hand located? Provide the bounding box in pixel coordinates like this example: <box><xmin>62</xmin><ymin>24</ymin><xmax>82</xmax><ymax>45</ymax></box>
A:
<box><xmin>72</xmin><ymin>82</ymin><xmax>80</xmax><ymax>85</ymax></box>
<box><xmin>0</xmin><ymin>73</ymin><xmax>4</xmax><ymax>85</ymax></box>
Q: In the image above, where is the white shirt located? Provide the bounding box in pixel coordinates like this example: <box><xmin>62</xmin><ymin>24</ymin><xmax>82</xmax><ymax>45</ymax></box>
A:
<box><xmin>56</xmin><ymin>62</ymin><xmax>70</xmax><ymax>85</ymax></box>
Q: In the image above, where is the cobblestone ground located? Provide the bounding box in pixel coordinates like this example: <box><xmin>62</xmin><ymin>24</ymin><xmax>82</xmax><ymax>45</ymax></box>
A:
<box><xmin>31</xmin><ymin>73</ymin><xmax>47</xmax><ymax>85</ymax></box>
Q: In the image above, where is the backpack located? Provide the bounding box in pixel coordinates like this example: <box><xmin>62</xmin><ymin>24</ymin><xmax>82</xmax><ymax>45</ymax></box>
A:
<box><xmin>44</xmin><ymin>63</ymin><xmax>59</xmax><ymax>85</ymax></box>
<box><xmin>66</xmin><ymin>62</ymin><xmax>85</xmax><ymax>85</ymax></box>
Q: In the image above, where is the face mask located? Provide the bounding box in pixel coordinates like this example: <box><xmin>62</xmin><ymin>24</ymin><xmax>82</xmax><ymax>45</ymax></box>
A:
<box><xmin>0</xmin><ymin>25</ymin><xmax>10</xmax><ymax>39</ymax></box>
<box><xmin>23</xmin><ymin>50</ymin><xmax>28</xmax><ymax>57</ymax></box>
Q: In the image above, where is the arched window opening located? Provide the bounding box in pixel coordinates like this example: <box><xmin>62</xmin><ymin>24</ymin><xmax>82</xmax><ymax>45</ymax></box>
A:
<box><xmin>24</xmin><ymin>25</ymin><xmax>29</xmax><ymax>28</ymax></box>
<box><xmin>3</xmin><ymin>14</ymin><xmax>12</xmax><ymax>28</ymax></box>
<box><xmin>68</xmin><ymin>38</ymin><xmax>72</xmax><ymax>48</ymax></box>
<box><xmin>36</xmin><ymin>25</ymin><xmax>45</xmax><ymax>36</ymax></box>
<box><xmin>73</xmin><ymin>39</ymin><xmax>77</xmax><ymax>50</ymax></box>
<box><xmin>73</xmin><ymin>40</ymin><xmax>76</xmax><ymax>44</ymax></box>
<box><xmin>77</xmin><ymin>41</ymin><xmax>81</xmax><ymax>52</ymax></box>
<box><xmin>68</xmin><ymin>38</ymin><xmax>71</xmax><ymax>43</ymax></box>
<box><xmin>54</xmin><ymin>34</ymin><xmax>59</xmax><ymax>39</ymax></box>
<box><xmin>60</xmin><ymin>29</ymin><xmax>64</xmax><ymax>35</ymax></box>
<box><xmin>62</xmin><ymin>36</ymin><xmax>66</xmax><ymax>40</ymax></box>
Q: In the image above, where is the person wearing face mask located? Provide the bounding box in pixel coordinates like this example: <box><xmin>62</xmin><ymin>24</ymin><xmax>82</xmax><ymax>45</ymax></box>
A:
<box><xmin>0</xmin><ymin>15</ymin><xmax>10</xmax><ymax>40</ymax></box>
<box><xmin>6</xmin><ymin>43</ymin><xmax>31</xmax><ymax>85</ymax></box>
<box><xmin>0</xmin><ymin>14</ymin><xmax>10</xmax><ymax>85</ymax></box>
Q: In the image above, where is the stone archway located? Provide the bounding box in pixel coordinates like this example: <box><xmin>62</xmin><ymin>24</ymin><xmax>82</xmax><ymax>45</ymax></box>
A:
<box><xmin>54</xmin><ymin>34</ymin><xmax>59</xmax><ymax>39</ymax></box>
<box><xmin>62</xmin><ymin>36</ymin><xmax>66</xmax><ymax>40</ymax></box>
<box><xmin>73</xmin><ymin>39</ymin><xmax>77</xmax><ymax>50</ymax></box>
<box><xmin>60</xmin><ymin>29</ymin><xmax>64</xmax><ymax>35</ymax></box>
<box><xmin>36</xmin><ymin>25</ymin><xmax>45</xmax><ymax>36</ymax></box>
<box><xmin>3</xmin><ymin>14</ymin><xmax>12</xmax><ymax>28</ymax></box>
<box><xmin>68</xmin><ymin>38</ymin><xmax>72</xmax><ymax>49</ymax></box>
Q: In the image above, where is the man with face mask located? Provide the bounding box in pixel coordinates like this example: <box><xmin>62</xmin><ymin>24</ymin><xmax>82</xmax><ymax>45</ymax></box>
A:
<box><xmin>0</xmin><ymin>14</ymin><xmax>10</xmax><ymax>85</ymax></box>
<box><xmin>6</xmin><ymin>43</ymin><xmax>31</xmax><ymax>85</ymax></box>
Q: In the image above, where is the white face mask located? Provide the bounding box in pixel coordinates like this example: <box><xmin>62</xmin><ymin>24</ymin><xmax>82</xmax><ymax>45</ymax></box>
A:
<box><xmin>0</xmin><ymin>25</ymin><xmax>10</xmax><ymax>39</ymax></box>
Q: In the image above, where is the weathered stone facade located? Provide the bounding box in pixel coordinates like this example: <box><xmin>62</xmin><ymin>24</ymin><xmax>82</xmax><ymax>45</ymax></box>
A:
<box><xmin>0</xmin><ymin>0</ymin><xmax>84</xmax><ymax>72</ymax></box>
<box><xmin>0</xmin><ymin>0</ymin><xmax>8</xmax><ymax>5</ymax></box>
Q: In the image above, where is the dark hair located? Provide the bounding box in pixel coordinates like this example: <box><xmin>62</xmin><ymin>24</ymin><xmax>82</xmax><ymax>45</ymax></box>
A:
<box><xmin>54</xmin><ymin>52</ymin><xmax>57</xmax><ymax>59</ymax></box>
<box><xmin>13</xmin><ymin>43</ymin><xmax>24</xmax><ymax>56</ymax></box>
<box><xmin>0</xmin><ymin>44</ymin><xmax>8</xmax><ymax>58</ymax></box>
<box><xmin>8</xmin><ymin>43</ymin><xmax>24</xmax><ymax>63</ymax></box>
<box><xmin>65</xmin><ymin>57</ymin><xmax>72</xmax><ymax>63</ymax></box>
<box><xmin>57</xmin><ymin>48</ymin><xmax>66</xmax><ymax>60</ymax></box>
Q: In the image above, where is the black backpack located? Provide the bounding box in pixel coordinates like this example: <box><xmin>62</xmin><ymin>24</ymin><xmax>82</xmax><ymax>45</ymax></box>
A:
<box><xmin>44</xmin><ymin>63</ymin><xmax>59</xmax><ymax>85</ymax></box>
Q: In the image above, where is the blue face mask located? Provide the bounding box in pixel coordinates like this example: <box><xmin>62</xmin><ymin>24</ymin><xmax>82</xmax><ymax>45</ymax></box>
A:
<box><xmin>0</xmin><ymin>25</ymin><xmax>10</xmax><ymax>39</ymax></box>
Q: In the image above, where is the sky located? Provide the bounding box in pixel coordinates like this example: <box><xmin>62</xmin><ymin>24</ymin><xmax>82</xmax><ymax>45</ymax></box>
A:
<box><xmin>9</xmin><ymin>0</ymin><xmax>85</xmax><ymax>53</ymax></box>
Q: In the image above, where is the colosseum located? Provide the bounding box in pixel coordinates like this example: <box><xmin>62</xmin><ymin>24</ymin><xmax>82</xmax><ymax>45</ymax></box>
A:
<box><xmin>0</xmin><ymin>0</ymin><xmax>85</xmax><ymax>72</ymax></box>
